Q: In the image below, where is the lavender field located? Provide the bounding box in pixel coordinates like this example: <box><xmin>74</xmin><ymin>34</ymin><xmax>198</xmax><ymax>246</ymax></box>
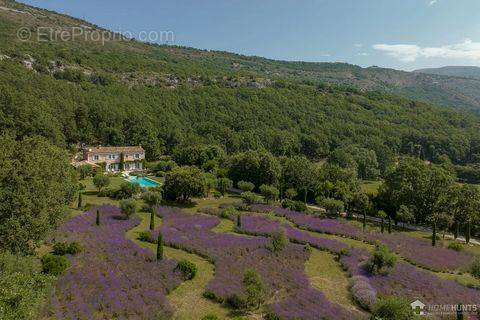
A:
<box><xmin>46</xmin><ymin>203</ymin><xmax>479</xmax><ymax>320</ymax></box>
<box><xmin>46</xmin><ymin>206</ymin><xmax>184</xmax><ymax>320</ymax></box>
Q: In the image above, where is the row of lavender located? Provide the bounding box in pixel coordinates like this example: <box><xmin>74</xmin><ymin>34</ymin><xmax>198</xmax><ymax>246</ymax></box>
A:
<box><xmin>341</xmin><ymin>249</ymin><xmax>480</xmax><ymax>315</ymax></box>
<box><xmin>251</xmin><ymin>204</ymin><xmax>473</xmax><ymax>272</ymax></box>
<box><xmin>152</xmin><ymin>207</ymin><xmax>360</xmax><ymax>320</ymax></box>
<box><xmin>47</xmin><ymin>206</ymin><xmax>183</xmax><ymax>320</ymax></box>
<box><xmin>245</xmin><ymin>205</ymin><xmax>479</xmax><ymax>317</ymax></box>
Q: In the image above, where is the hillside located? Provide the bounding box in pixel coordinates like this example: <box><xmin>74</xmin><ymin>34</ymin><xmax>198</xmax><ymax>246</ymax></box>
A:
<box><xmin>415</xmin><ymin>66</ymin><xmax>480</xmax><ymax>81</ymax></box>
<box><xmin>1</xmin><ymin>0</ymin><xmax>480</xmax><ymax>166</ymax></box>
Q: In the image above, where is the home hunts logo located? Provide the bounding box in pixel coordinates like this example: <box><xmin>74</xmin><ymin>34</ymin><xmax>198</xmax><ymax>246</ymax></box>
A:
<box><xmin>411</xmin><ymin>300</ymin><xmax>478</xmax><ymax>317</ymax></box>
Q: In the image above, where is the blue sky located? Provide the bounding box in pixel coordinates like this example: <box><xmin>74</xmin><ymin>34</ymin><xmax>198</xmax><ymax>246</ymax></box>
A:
<box><xmin>19</xmin><ymin>0</ymin><xmax>480</xmax><ymax>71</ymax></box>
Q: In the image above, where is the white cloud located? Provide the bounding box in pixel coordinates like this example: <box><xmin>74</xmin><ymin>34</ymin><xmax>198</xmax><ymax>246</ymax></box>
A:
<box><xmin>357</xmin><ymin>52</ymin><xmax>369</xmax><ymax>56</ymax></box>
<box><xmin>373</xmin><ymin>39</ymin><xmax>480</xmax><ymax>63</ymax></box>
<box><xmin>354</xmin><ymin>43</ymin><xmax>363</xmax><ymax>48</ymax></box>
<box><xmin>429</xmin><ymin>0</ymin><xmax>438</xmax><ymax>6</ymax></box>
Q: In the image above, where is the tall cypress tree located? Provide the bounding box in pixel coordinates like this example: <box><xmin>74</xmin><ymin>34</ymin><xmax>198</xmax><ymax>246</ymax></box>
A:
<box><xmin>466</xmin><ymin>221</ymin><xmax>471</xmax><ymax>244</ymax></box>
<box><xmin>78</xmin><ymin>192</ymin><xmax>83</xmax><ymax>209</ymax></box>
<box><xmin>432</xmin><ymin>222</ymin><xmax>437</xmax><ymax>247</ymax></box>
<box><xmin>150</xmin><ymin>209</ymin><xmax>155</xmax><ymax>230</ymax></box>
<box><xmin>454</xmin><ymin>221</ymin><xmax>459</xmax><ymax>239</ymax></box>
<box><xmin>362</xmin><ymin>212</ymin><xmax>366</xmax><ymax>231</ymax></box>
<box><xmin>237</xmin><ymin>214</ymin><xmax>241</xmax><ymax>228</ymax></box>
<box><xmin>96</xmin><ymin>209</ymin><xmax>100</xmax><ymax>226</ymax></box>
<box><xmin>157</xmin><ymin>233</ymin><xmax>163</xmax><ymax>261</ymax></box>
<box><xmin>388</xmin><ymin>216</ymin><xmax>392</xmax><ymax>234</ymax></box>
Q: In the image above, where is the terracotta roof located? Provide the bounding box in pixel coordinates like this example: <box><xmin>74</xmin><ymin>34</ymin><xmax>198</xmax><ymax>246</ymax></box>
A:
<box><xmin>84</xmin><ymin>146</ymin><xmax>144</xmax><ymax>153</ymax></box>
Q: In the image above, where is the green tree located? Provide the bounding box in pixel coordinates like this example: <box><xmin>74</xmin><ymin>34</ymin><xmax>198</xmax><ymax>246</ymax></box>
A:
<box><xmin>96</xmin><ymin>209</ymin><xmax>100</xmax><ymax>226</ymax></box>
<box><xmin>237</xmin><ymin>181</ymin><xmax>255</xmax><ymax>192</ymax></box>
<box><xmin>78</xmin><ymin>164</ymin><xmax>93</xmax><ymax>180</ymax></box>
<box><xmin>120</xmin><ymin>199</ymin><xmax>137</xmax><ymax>219</ymax></box>
<box><xmin>93</xmin><ymin>174</ymin><xmax>110</xmax><ymax>192</ymax></box>
<box><xmin>378</xmin><ymin>210</ymin><xmax>387</xmax><ymax>233</ymax></box>
<box><xmin>366</xmin><ymin>242</ymin><xmax>397</xmax><ymax>274</ymax></box>
<box><xmin>316</xmin><ymin>197</ymin><xmax>344</xmax><ymax>217</ymax></box>
<box><xmin>396</xmin><ymin>205</ymin><xmax>415</xmax><ymax>228</ymax></box>
<box><xmin>0</xmin><ymin>252</ymin><xmax>54</xmax><ymax>320</ymax></box>
<box><xmin>163</xmin><ymin>166</ymin><xmax>207</xmax><ymax>202</ymax></box>
<box><xmin>242</xmin><ymin>269</ymin><xmax>266</xmax><ymax>310</ymax></box>
<box><xmin>78</xmin><ymin>192</ymin><xmax>83</xmax><ymax>209</ymax></box>
<box><xmin>157</xmin><ymin>232</ymin><xmax>164</xmax><ymax>261</ymax></box>
<box><xmin>0</xmin><ymin>135</ymin><xmax>77</xmax><ymax>254</ymax></box>
<box><xmin>260</xmin><ymin>184</ymin><xmax>279</xmax><ymax>203</ymax></box>
<box><xmin>142</xmin><ymin>191</ymin><xmax>162</xmax><ymax>210</ymax></box>
<box><xmin>217</xmin><ymin>177</ymin><xmax>233</xmax><ymax>196</ymax></box>
<box><xmin>268</xmin><ymin>229</ymin><xmax>289</xmax><ymax>253</ymax></box>
<box><xmin>282</xmin><ymin>156</ymin><xmax>314</xmax><ymax>203</ymax></box>
<box><xmin>284</xmin><ymin>188</ymin><xmax>298</xmax><ymax>200</ymax></box>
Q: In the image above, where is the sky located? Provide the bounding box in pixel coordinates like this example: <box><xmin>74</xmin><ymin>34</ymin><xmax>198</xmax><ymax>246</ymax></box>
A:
<box><xmin>19</xmin><ymin>0</ymin><xmax>480</xmax><ymax>71</ymax></box>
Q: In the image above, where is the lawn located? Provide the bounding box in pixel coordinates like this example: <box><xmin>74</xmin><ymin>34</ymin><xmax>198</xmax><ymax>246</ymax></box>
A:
<box><xmin>305</xmin><ymin>249</ymin><xmax>365</xmax><ymax>315</ymax></box>
<box><xmin>360</xmin><ymin>180</ymin><xmax>382</xmax><ymax>196</ymax></box>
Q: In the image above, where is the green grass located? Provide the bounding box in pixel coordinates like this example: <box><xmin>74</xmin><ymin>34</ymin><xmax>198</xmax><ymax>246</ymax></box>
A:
<box><xmin>360</xmin><ymin>180</ymin><xmax>382</xmax><ymax>196</ymax></box>
<box><xmin>305</xmin><ymin>249</ymin><xmax>365</xmax><ymax>315</ymax></box>
<box><xmin>126</xmin><ymin>211</ymin><xmax>233</xmax><ymax>320</ymax></box>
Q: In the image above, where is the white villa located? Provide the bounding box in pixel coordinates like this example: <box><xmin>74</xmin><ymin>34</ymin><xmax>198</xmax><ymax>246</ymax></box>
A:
<box><xmin>81</xmin><ymin>146</ymin><xmax>146</xmax><ymax>172</ymax></box>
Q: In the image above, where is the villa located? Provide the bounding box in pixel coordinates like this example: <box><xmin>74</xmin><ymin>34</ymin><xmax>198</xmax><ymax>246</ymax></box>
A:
<box><xmin>82</xmin><ymin>146</ymin><xmax>146</xmax><ymax>172</ymax></box>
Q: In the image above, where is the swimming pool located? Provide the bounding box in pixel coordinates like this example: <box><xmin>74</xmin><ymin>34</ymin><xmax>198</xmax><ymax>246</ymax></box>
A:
<box><xmin>127</xmin><ymin>176</ymin><xmax>161</xmax><ymax>188</ymax></box>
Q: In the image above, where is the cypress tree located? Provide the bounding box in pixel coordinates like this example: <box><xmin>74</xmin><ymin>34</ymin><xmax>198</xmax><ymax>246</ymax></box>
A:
<box><xmin>78</xmin><ymin>192</ymin><xmax>83</xmax><ymax>209</ymax></box>
<box><xmin>388</xmin><ymin>216</ymin><xmax>392</xmax><ymax>234</ymax></box>
<box><xmin>150</xmin><ymin>209</ymin><xmax>155</xmax><ymax>230</ymax></box>
<box><xmin>380</xmin><ymin>217</ymin><xmax>384</xmax><ymax>233</ymax></box>
<box><xmin>362</xmin><ymin>212</ymin><xmax>366</xmax><ymax>231</ymax></box>
<box><xmin>457</xmin><ymin>304</ymin><xmax>464</xmax><ymax>320</ymax></box>
<box><xmin>237</xmin><ymin>214</ymin><xmax>241</xmax><ymax>228</ymax></box>
<box><xmin>454</xmin><ymin>221</ymin><xmax>459</xmax><ymax>239</ymax></box>
<box><xmin>432</xmin><ymin>222</ymin><xmax>437</xmax><ymax>247</ymax></box>
<box><xmin>157</xmin><ymin>233</ymin><xmax>163</xmax><ymax>261</ymax></box>
<box><xmin>119</xmin><ymin>152</ymin><xmax>125</xmax><ymax>171</ymax></box>
<box><xmin>96</xmin><ymin>209</ymin><xmax>100</xmax><ymax>226</ymax></box>
<box><xmin>466</xmin><ymin>221</ymin><xmax>471</xmax><ymax>244</ymax></box>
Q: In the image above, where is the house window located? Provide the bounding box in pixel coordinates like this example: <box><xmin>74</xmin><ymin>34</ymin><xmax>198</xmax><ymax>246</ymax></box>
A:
<box><xmin>93</xmin><ymin>155</ymin><xmax>99</xmax><ymax>161</ymax></box>
<box><xmin>135</xmin><ymin>154</ymin><xmax>140</xmax><ymax>159</ymax></box>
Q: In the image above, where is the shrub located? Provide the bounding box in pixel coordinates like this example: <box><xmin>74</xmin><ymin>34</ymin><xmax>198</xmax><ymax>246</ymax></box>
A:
<box><xmin>201</xmin><ymin>315</ymin><xmax>220</xmax><ymax>320</ymax></box>
<box><xmin>371</xmin><ymin>296</ymin><xmax>416</xmax><ymax>320</ymax></box>
<box><xmin>238</xmin><ymin>181</ymin><xmax>255</xmax><ymax>192</ymax></box>
<box><xmin>350</xmin><ymin>276</ymin><xmax>377</xmax><ymax>310</ymax></box>
<box><xmin>120</xmin><ymin>199</ymin><xmax>137</xmax><ymax>219</ymax></box>
<box><xmin>53</xmin><ymin>242</ymin><xmax>82</xmax><ymax>255</ymax></box>
<box><xmin>281</xmin><ymin>199</ymin><xmax>307</xmax><ymax>212</ymax></box>
<box><xmin>448</xmin><ymin>242</ymin><xmax>464</xmax><ymax>252</ymax></box>
<box><xmin>52</xmin><ymin>242</ymin><xmax>70</xmax><ymax>255</ymax></box>
<box><xmin>241</xmin><ymin>191</ymin><xmax>262</xmax><ymax>205</ymax></box>
<box><xmin>41</xmin><ymin>254</ymin><xmax>70</xmax><ymax>276</ymax></box>
<box><xmin>115</xmin><ymin>182</ymin><xmax>141</xmax><ymax>199</ymax></box>
<box><xmin>139</xmin><ymin>231</ymin><xmax>154</xmax><ymax>243</ymax></box>
<box><xmin>67</xmin><ymin>242</ymin><xmax>82</xmax><ymax>255</ymax></box>
<box><xmin>472</xmin><ymin>256</ymin><xmax>480</xmax><ymax>279</ymax></box>
<box><xmin>176</xmin><ymin>260</ymin><xmax>198</xmax><ymax>280</ymax></box>
<box><xmin>97</xmin><ymin>188</ymin><xmax>113</xmax><ymax>197</ymax></box>
<box><xmin>220</xmin><ymin>207</ymin><xmax>238</xmax><ymax>219</ymax></box>
<box><xmin>268</xmin><ymin>229</ymin><xmax>289</xmax><ymax>253</ymax></box>
<box><xmin>364</xmin><ymin>242</ymin><xmax>396</xmax><ymax>274</ymax></box>
<box><xmin>243</xmin><ymin>269</ymin><xmax>266</xmax><ymax>310</ymax></box>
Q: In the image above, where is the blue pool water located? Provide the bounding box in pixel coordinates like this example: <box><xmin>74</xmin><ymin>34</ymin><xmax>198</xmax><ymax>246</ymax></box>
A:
<box><xmin>127</xmin><ymin>176</ymin><xmax>160</xmax><ymax>188</ymax></box>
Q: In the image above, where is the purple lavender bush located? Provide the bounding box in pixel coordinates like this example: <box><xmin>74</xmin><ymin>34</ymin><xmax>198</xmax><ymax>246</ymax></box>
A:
<box><xmin>47</xmin><ymin>206</ymin><xmax>183</xmax><ymax>320</ymax></box>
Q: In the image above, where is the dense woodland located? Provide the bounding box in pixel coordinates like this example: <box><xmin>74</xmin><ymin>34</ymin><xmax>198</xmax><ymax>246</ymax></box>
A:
<box><xmin>1</xmin><ymin>1</ymin><xmax>480</xmax><ymax>319</ymax></box>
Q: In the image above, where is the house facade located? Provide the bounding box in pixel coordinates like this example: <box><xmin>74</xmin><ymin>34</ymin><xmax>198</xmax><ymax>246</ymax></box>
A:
<box><xmin>83</xmin><ymin>146</ymin><xmax>146</xmax><ymax>172</ymax></box>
